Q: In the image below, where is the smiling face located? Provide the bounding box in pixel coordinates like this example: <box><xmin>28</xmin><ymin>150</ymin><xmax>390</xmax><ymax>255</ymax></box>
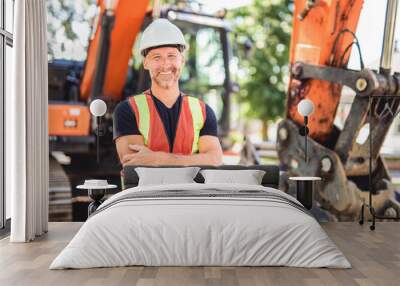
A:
<box><xmin>143</xmin><ymin>46</ymin><xmax>185</xmax><ymax>90</ymax></box>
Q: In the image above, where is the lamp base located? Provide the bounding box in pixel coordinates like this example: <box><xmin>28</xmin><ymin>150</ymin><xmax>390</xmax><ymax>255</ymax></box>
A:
<box><xmin>296</xmin><ymin>180</ymin><xmax>313</xmax><ymax>210</ymax></box>
<box><xmin>88</xmin><ymin>188</ymin><xmax>106</xmax><ymax>216</ymax></box>
<box><xmin>299</xmin><ymin>126</ymin><xmax>309</xmax><ymax>136</ymax></box>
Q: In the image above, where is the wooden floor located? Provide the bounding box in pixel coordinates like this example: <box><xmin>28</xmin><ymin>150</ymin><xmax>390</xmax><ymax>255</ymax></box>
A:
<box><xmin>0</xmin><ymin>222</ymin><xmax>399</xmax><ymax>286</ymax></box>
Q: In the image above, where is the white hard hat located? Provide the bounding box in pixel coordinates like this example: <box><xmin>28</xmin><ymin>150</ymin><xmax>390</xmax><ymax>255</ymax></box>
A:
<box><xmin>139</xmin><ymin>18</ymin><xmax>187</xmax><ymax>56</ymax></box>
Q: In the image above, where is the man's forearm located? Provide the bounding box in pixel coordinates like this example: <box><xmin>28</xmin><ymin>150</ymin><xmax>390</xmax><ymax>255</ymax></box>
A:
<box><xmin>157</xmin><ymin>151</ymin><xmax>222</xmax><ymax>166</ymax></box>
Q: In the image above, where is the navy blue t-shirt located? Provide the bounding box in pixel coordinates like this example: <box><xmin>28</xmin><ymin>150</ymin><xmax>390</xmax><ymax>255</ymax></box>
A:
<box><xmin>113</xmin><ymin>93</ymin><xmax>218</xmax><ymax>148</ymax></box>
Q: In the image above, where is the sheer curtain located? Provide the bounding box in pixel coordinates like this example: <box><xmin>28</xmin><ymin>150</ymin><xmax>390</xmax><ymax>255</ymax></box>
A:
<box><xmin>7</xmin><ymin>0</ymin><xmax>49</xmax><ymax>242</ymax></box>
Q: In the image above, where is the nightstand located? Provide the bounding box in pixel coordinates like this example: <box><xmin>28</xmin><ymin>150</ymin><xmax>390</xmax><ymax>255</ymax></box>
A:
<box><xmin>77</xmin><ymin>180</ymin><xmax>117</xmax><ymax>216</ymax></box>
<box><xmin>289</xmin><ymin>177</ymin><xmax>321</xmax><ymax>210</ymax></box>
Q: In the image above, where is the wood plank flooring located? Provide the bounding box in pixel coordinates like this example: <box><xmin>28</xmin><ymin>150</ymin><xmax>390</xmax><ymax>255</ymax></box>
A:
<box><xmin>0</xmin><ymin>222</ymin><xmax>399</xmax><ymax>286</ymax></box>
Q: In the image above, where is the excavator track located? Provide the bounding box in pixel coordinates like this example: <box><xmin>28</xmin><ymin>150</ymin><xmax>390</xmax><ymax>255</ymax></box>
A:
<box><xmin>49</xmin><ymin>155</ymin><xmax>73</xmax><ymax>221</ymax></box>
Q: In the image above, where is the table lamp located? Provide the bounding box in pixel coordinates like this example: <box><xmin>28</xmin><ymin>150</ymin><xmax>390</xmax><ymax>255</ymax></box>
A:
<box><xmin>297</xmin><ymin>99</ymin><xmax>315</xmax><ymax>162</ymax></box>
<box><xmin>89</xmin><ymin>99</ymin><xmax>107</xmax><ymax>164</ymax></box>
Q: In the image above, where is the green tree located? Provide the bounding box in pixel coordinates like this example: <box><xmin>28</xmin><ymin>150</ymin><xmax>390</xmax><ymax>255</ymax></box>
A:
<box><xmin>47</xmin><ymin>0</ymin><xmax>96</xmax><ymax>60</ymax></box>
<box><xmin>229</xmin><ymin>0</ymin><xmax>292</xmax><ymax>140</ymax></box>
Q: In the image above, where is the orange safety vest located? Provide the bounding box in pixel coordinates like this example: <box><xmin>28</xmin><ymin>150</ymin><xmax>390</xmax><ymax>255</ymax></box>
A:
<box><xmin>128</xmin><ymin>90</ymin><xmax>206</xmax><ymax>154</ymax></box>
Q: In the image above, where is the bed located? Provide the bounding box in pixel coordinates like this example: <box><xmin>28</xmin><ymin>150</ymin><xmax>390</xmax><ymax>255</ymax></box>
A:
<box><xmin>50</xmin><ymin>165</ymin><xmax>351</xmax><ymax>269</ymax></box>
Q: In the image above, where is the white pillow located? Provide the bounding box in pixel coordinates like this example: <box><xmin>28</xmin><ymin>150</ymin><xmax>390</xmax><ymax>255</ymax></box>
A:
<box><xmin>135</xmin><ymin>167</ymin><xmax>200</xmax><ymax>186</ymax></box>
<box><xmin>200</xmin><ymin>169</ymin><xmax>266</xmax><ymax>185</ymax></box>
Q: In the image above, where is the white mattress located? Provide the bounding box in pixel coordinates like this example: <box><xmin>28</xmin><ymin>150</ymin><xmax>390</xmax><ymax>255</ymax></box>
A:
<box><xmin>50</xmin><ymin>183</ymin><xmax>351</xmax><ymax>269</ymax></box>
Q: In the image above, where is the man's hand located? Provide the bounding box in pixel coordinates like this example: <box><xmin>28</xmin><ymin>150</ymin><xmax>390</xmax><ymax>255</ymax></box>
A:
<box><xmin>121</xmin><ymin>144</ymin><xmax>164</xmax><ymax>166</ymax></box>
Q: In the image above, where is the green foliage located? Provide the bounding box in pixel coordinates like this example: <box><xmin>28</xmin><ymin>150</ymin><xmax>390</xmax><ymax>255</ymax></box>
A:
<box><xmin>47</xmin><ymin>0</ymin><xmax>95</xmax><ymax>60</ymax></box>
<box><xmin>229</xmin><ymin>0</ymin><xmax>293</xmax><ymax>122</ymax></box>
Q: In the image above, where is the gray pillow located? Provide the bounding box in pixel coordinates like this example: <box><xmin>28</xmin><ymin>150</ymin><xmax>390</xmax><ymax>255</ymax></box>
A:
<box><xmin>135</xmin><ymin>167</ymin><xmax>201</xmax><ymax>186</ymax></box>
<box><xmin>200</xmin><ymin>169</ymin><xmax>266</xmax><ymax>185</ymax></box>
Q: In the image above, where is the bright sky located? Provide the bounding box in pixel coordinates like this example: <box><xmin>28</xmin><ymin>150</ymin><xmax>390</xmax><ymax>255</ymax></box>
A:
<box><xmin>198</xmin><ymin>0</ymin><xmax>252</xmax><ymax>12</ymax></box>
<box><xmin>348</xmin><ymin>0</ymin><xmax>400</xmax><ymax>71</ymax></box>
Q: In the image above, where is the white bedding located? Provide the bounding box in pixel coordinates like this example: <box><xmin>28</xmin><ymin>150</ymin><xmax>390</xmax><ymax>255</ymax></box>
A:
<box><xmin>50</xmin><ymin>183</ymin><xmax>351</xmax><ymax>269</ymax></box>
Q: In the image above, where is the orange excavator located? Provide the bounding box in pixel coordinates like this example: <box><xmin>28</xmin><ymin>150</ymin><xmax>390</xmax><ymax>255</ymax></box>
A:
<box><xmin>48</xmin><ymin>0</ymin><xmax>400</xmax><ymax>224</ymax></box>
<box><xmin>278</xmin><ymin>0</ymin><xmax>400</xmax><ymax>224</ymax></box>
<box><xmin>47</xmin><ymin>0</ymin><xmax>236</xmax><ymax>220</ymax></box>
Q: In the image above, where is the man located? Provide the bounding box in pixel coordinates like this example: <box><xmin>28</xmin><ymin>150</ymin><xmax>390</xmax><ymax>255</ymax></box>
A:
<box><xmin>113</xmin><ymin>19</ymin><xmax>223</xmax><ymax>167</ymax></box>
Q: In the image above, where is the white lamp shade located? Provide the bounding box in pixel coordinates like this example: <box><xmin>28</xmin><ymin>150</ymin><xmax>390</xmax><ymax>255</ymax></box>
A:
<box><xmin>90</xmin><ymin>99</ymin><xmax>107</xmax><ymax>117</ymax></box>
<box><xmin>297</xmin><ymin>99</ymin><xmax>315</xmax><ymax>116</ymax></box>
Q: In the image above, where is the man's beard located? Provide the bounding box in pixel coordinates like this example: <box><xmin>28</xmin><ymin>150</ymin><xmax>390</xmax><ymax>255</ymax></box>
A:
<box><xmin>151</xmin><ymin>69</ymin><xmax>180</xmax><ymax>89</ymax></box>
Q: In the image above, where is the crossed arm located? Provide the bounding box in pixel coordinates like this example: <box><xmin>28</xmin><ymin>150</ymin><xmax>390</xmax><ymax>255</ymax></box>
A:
<box><xmin>115</xmin><ymin>135</ymin><xmax>223</xmax><ymax>167</ymax></box>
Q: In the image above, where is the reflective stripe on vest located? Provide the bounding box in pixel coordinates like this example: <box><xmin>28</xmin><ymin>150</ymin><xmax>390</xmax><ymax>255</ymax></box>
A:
<box><xmin>187</xmin><ymin>96</ymin><xmax>204</xmax><ymax>153</ymax></box>
<box><xmin>132</xmin><ymin>94</ymin><xmax>150</xmax><ymax>145</ymax></box>
<box><xmin>128</xmin><ymin>92</ymin><xmax>205</xmax><ymax>154</ymax></box>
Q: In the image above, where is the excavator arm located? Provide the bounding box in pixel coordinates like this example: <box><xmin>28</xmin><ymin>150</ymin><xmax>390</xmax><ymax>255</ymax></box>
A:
<box><xmin>287</xmin><ymin>0</ymin><xmax>363</xmax><ymax>143</ymax></box>
<box><xmin>278</xmin><ymin>0</ymin><xmax>400</xmax><ymax>220</ymax></box>
<box><xmin>80</xmin><ymin>0</ymin><xmax>150</xmax><ymax>102</ymax></box>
